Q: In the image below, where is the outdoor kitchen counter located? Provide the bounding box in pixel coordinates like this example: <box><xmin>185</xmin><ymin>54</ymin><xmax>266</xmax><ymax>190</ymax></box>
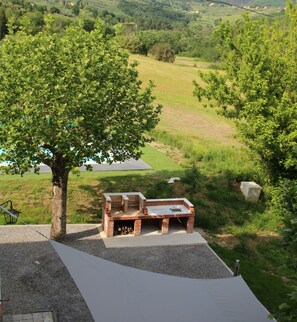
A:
<box><xmin>108</xmin><ymin>205</ymin><xmax>194</xmax><ymax>236</ymax></box>
<box><xmin>146</xmin><ymin>205</ymin><xmax>192</xmax><ymax>216</ymax></box>
<box><xmin>102</xmin><ymin>193</ymin><xmax>195</xmax><ymax>237</ymax></box>
<box><xmin>109</xmin><ymin>205</ymin><xmax>193</xmax><ymax>219</ymax></box>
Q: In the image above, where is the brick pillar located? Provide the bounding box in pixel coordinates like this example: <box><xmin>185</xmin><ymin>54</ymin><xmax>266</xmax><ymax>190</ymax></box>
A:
<box><xmin>105</xmin><ymin>200</ymin><xmax>111</xmax><ymax>215</ymax></box>
<box><xmin>134</xmin><ymin>220</ymin><xmax>142</xmax><ymax>236</ymax></box>
<box><xmin>186</xmin><ymin>216</ymin><xmax>194</xmax><ymax>233</ymax></box>
<box><xmin>105</xmin><ymin>219</ymin><xmax>114</xmax><ymax>237</ymax></box>
<box><xmin>123</xmin><ymin>197</ymin><xmax>128</xmax><ymax>212</ymax></box>
<box><xmin>140</xmin><ymin>199</ymin><xmax>147</xmax><ymax>212</ymax></box>
<box><xmin>161</xmin><ymin>218</ymin><xmax>169</xmax><ymax>234</ymax></box>
<box><xmin>101</xmin><ymin>210</ymin><xmax>107</xmax><ymax>231</ymax></box>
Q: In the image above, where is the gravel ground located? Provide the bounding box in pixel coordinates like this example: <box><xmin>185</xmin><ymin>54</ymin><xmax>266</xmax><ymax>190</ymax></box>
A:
<box><xmin>0</xmin><ymin>224</ymin><xmax>232</xmax><ymax>322</ymax></box>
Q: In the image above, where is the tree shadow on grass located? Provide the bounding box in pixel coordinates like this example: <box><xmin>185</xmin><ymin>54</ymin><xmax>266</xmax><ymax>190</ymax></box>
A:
<box><xmin>74</xmin><ymin>170</ymin><xmax>186</xmax><ymax>221</ymax></box>
<box><xmin>74</xmin><ymin>167</ymin><xmax>266</xmax><ymax>232</ymax></box>
<box><xmin>97</xmin><ymin>169</ymin><xmax>185</xmax><ymax>193</ymax></box>
<box><xmin>74</xmin><ymin>184</ymin><xmax>103</xmax><ymax>223</ymax></box>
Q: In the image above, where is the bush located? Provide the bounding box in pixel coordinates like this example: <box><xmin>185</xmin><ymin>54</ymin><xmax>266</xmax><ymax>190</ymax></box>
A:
<box><xmin>49</xmin><ymin>6</ymin><xmax>60</xmax><ymax>14</ymax></box>
<box><xmin>208</xmin><ymin>63</ymin><xmax>223</xmax><ymax>70</ymax></box>
<box><xmin>182</xmin><ymin>164</ymin><xmax>201</xmax><ymax>195</ymax></box>
<box><xmin>148</xmin><ymin>43</ymin><xmax>175</xmax><ymax>63</ymax></box>
<box><xmin>145</xmin><ymin>181</ymin><xmax>174</xmax><ymax>199</ymax></box>
<box><xmin>270</xmin><ymin>180</ymin><xmax>297</xmax><ymax>249</ymax></box>
<box><xmin>276</xmin><ymin>287</ymin><xmax>297</xmax><ymax>322</ymax></box>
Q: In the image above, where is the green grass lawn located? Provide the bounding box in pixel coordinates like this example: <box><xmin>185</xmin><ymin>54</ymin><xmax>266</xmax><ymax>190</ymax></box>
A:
<box><xmin>131</xmin><ymin>54</ymin><xmax>238</xmax><ymax>146</ymax></box>
<box><xmin>131</xmin><ymin>54</ymin><xmax>253</xmax><ymax>177</ymax></box>
<box><xmin>211</xmin><ymin>240</ymin><xmax>297</xmax><ymax>316</ymax></box>
<box><xmin>0</xmin><ymin>144</ymin><xmax>183</xmax><ymax>225</ymax></box>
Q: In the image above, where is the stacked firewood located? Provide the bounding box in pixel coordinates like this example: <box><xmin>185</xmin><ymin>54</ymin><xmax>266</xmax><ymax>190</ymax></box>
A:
<box><xmin>115</xmin><ymin>224</ymin><xmax>134</xmax><ymax>235</ymax></box>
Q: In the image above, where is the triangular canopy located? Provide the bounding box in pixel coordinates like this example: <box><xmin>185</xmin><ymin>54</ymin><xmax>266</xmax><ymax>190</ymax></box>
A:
<box><xmin>50</xmin><ymin>240</ymin><xmax>272</xmax><ymax>322</ymax></box>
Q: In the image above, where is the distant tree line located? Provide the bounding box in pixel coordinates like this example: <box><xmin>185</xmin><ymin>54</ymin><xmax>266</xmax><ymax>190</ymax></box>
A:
<box><xmin>118</xmin><ymin>0</ymin><xmax>194</xmax><ymax>30</ymax></box>
<box><xmin>0</xmin><ymin>0</ymin><xmax>220</xmax><ymax>62</ymax></box>
<box><xmin>117</xmin><ymin>24</ymin><xmax>219</xmax><ymax>62</ymax></box>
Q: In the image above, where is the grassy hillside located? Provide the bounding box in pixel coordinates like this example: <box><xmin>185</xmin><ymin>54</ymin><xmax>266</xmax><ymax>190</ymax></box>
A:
<box><xmin>190</xmin><ymin>1</ymin><xmax>284</xmax><ymax>25</ymax></box>
<box><xmin>1</xmin><ymin>0</ymin><xmax>284</xmax><ymax>27</ymax></box>
<box><xmin>0</xmin><ymin>144</ymin><xmax>183</xmax><ymax>224</ymax></box>
<box><xmin>132</xmin><ymin>55</ymin><xmax>255</xmax><ymax>177</ymax></box>
<box><xmin>133</xmin><ymin>54</ymin><xmax>236</xmax><ymax>146</ymax></box>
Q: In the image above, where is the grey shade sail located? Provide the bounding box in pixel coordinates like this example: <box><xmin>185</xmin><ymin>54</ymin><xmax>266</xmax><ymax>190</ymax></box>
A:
<box><xmin>50</xmin><ymin>240</ymin><xmax>273</xmax><ymax>322</ymax></box>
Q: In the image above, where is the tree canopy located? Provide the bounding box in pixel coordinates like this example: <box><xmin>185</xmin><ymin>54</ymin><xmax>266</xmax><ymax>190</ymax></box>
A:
<box><xmin>0</xmin><ymin>18</ymin><xmax>161</xmax><ymax>239</ymax></box>
<box><xmin>193</xmin><ymin>2</ymin><xmax>297</xmax><ymax>182</ymax></box>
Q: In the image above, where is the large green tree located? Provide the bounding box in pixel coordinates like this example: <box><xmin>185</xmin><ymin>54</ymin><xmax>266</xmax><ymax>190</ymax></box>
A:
<box><xmin>193</xmin><ymin>2</ymin><xmax>297</xmax><ymax>182</ymax></box>
<box><xmin>0</xmin><ymin>18</ymin><xmax>161</xmax><ymax>240</ymax></box>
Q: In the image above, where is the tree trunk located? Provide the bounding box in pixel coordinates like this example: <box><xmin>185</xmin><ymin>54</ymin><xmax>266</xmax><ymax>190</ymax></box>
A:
<box><xmin>50</xmin><ymin>153</ymin><xmax>70</xmax><ymax>240</ymax></box>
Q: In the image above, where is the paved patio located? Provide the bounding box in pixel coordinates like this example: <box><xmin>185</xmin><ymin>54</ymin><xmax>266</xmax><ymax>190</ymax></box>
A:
<box><xmin>99</xmin><ymin>223</ymin><xmax>208</xmax><ymax>248</ymax></box>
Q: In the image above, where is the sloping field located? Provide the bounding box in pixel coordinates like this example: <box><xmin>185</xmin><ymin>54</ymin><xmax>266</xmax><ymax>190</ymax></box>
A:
<box><xmin>131</xmin><ymin>54</ymin><xmax>238</xmax><ymax>147</ymax></box>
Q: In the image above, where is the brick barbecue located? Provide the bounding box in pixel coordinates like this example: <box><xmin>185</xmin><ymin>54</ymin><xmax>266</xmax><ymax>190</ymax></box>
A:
<box><xmin>102</xmin><ymin>192</ymin><xmax>195</xmax><ymax>237</ymax></box>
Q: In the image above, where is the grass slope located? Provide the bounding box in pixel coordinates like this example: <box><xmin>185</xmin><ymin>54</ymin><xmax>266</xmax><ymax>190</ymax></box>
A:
<box><xmin>132</xmin><ymin>54</ymin><xmax>237</xmax><ymax>146</ymax></box>
<box><xmin>132</xmin><ymin>54</ymin><xmax>254</xmax><ymax>178</ymax></box>
<box><xmin>0</xmin><ymin>144</ymin><xmax>182</xmax><ymax>225</ymax></box>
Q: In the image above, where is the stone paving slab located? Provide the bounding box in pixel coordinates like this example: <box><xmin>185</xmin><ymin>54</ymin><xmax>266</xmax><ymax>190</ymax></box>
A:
<box><xmin>3</xmin><ymin>311</ymin><xmax>55</xmax><ymax>322</ymax></box>
<box><xmin>99</xmin><ymin>224</ymin><xmax>208</xmax><ymax>248</ymax></box>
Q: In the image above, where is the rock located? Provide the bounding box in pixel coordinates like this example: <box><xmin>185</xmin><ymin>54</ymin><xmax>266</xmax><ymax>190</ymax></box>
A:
<box><xmin>240</xmin><ymin>181</ymin><xmax>262</xmax><ymax>203</ymax></box>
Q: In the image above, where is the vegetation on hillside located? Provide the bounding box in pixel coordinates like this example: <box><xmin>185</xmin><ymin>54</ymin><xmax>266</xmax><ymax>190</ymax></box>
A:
<box><xmin>194</xmin><ymin>0</ymin><xmax>297</xmax><ymax>235</ymax></box>
<box><xmin>192</xmin><ymin>3</ymin><xmax>297</xmax><ymax>319</ymax></box>
<box><xmin>0</xmin><ymin>0</ymin><xmax>283</xmax><ymax>62</ymax></box>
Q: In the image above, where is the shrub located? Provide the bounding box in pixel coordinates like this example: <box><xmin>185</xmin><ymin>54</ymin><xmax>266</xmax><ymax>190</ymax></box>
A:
<box><xmin>145</xmin><ymin>181</ymin><xmax>174</xmax><ymax>199</ymax></box>
<box><xmin>276</xmin><ymin>287</ymin><xmax>297</xmax><ymax>322</ymax></box>
<box><xmin>49</xmin><ymin>6</ymin><xmax>60</xmax><ymax>14</ymax></box>
<box><xmin>182</xmin><ymin>164</ymin><xmax>201</xmax><ymax>195</ymax></box>
<box><xmin>148</xmin><ymin>43</ymin><xmax>175</xmax><ymax>63</ymax></box>
<box><xmin>270</xmin><ymin>180</ymin><xmax>297</xmax><ymax>250</ymax></box>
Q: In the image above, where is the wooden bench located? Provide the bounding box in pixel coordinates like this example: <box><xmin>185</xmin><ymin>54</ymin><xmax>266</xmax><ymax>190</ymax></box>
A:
<box><xmin>0</xmin><ymin>200</ymin><xmax>21</xmax><ymax>224</ymax></box>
